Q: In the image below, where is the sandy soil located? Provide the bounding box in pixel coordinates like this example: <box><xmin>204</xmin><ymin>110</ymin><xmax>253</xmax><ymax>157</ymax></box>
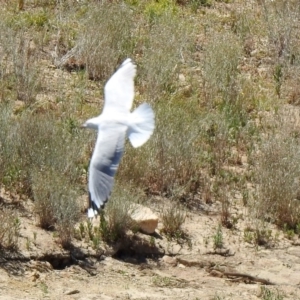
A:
<box><xmin>1</xmin><ymin>193</ymin><xmax>300</xmax><ymax>300</ymax></box>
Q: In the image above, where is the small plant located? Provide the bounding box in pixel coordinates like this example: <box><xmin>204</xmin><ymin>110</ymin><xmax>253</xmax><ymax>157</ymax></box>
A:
<box><xmin>152</xmin><ymin>275</ymin><xmax>172</xmax><ymax>287</ymax></box>
<box><xmin>273</xmin><ymin>64</ymin><xmax>283</xmax><ymax>98</ymax></box>
<box><xmin>39</xmin><ymin>282</ymin><xmax>48</xmax><ymax>294</ymax></box>
<box><xmin>161</xmin><ymin>203</ymin><xmax>186</xmax><ymax>238</ymax></box>
<box><xmin>0</xmin><ymin>208</ymin><xmax>20</xmax><ymax>250</ymax></box>
<box><xmin>138</xmin><ymin>12</ymin><xmax>192</xmax><ymax>102</ymax></box>
<box><xmin>283</xmin><ymin>224</ymin><xmax>296</xmax><ymax>240</ymax></box>
<box><xmin>189</xmin><ymin>0</ymin><xmax>212</xmax><ymax>13</ymax></box>
<box><xmin>213</xmin><ymin>224</ymin><xmax>223</xmax><ymax>249</ymax></box>
<box><xmin>92</xmin><ymin>235</ymin><xmax>101</xmax><ymax>250</ymax></box>
<box><xmin>296</xmin><ymin>224</ymin><xmax>300</xmax><ymax>235</ymax></box>
<box><xmin>78</xmin><ymin>222</ymin><xmax>85</xmax><ymax>240</ymax></box>
<box><xmin>285</xmin><ymin>230</ymin><xmax>295</xmax><ymax>240</ymax></box>
<box><xmin>260</xmin><ymin>286</ymin><xmax>284</xmax><ymax>300</ymax></box>
<box><xmin>244</xmin><ymin>228</ymin><xmax>254</xmax><ymax>244</ymax></box>
<box><xmin>26</xmin><ymin>237</ymin><xmax>31</xmax><ymax>250</ymax></box>
<box><xmin>149</xmin><ymin>236</ymin><xmax>156</xmax><ymax>247</ymax></box>
<box><xmin>255</xmin><ymin>229</ymin><xmax>273</xmax><ymax>247</ymax></box>
<box><xmin>86</xmin><ymin>219</ymin><xmax>94</xmax><ymax>241</ymax></box>
<box><xmin>0</xmin><ymin>26</ymin><xmax>41</xmax><ymax>104</ymax></box>
<box><xmin>33</xmin><ymin>232</ymin><xmax>37</xmax><ymax>246</ymax></box>
<box><xmin>98</xmin><ymin>186</ymin><xmax>136</xmax><ymax>243</ymax></box>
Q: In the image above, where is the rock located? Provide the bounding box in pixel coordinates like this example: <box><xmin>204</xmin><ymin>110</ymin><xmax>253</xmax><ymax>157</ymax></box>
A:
<box><xmin>65</xmin><ymin>289</ymin><xmax>80</xmax><ymax>295</ymax></box>
<box><xmin>177</xmin><ymin>263</ymin><xmax>186</xmax><ymax>269</ymax></box>
<box><xmin>129</xmin><ymin>204</ymin><xmax>158</xmax><ymax>234</ymax></box>
<box><xmin>178</xmin><ymin>74</ymin><xmax>186</xmax><ymax>85</ymax></box>
<box><xmin>161</xmin><ymin>255</ymin><xmax>177</xmax><ymax>267</ymax></box>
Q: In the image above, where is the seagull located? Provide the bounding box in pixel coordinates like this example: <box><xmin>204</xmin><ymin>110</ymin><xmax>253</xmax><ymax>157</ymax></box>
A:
<box><xmin>82</xmin><ymin>58</ymin><xmax>155</xmax><ymax>218</ymax></box>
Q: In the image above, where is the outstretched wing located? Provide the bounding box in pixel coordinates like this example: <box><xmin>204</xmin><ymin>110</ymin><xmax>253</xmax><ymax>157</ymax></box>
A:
<box><xmin>88</xmin><ymin>122</ymin><xmax>127</xmax><ymax>217</ymax></box>
<box><xmin>103</xmin><ymin>58</ymin><xmax>136</xmax><ymax>114</ymax></box>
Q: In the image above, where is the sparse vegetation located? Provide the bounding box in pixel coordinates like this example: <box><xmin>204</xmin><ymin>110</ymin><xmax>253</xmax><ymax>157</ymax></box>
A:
<box><xmin>0</xmin><ymin>207</ymin><xmax>20</xmax><ymax>250</ymax></box>
<box><xmin>75</xmin><ymin>186</ymin><xmax>139</xmax><ymax>244</ymax></box>
<box><xmin>260</xmin><ymin>286</ymin><xmax>284</xmax><ymax>300</ymax></box>
<box><xmin>254</xmin><ymin>128</ymin><xmax>300</xmax><ymax>230</ymax></box>
<box><xmin>1</xmin><ymin>2</ymin><xmax>300</xmax><ymax>297</ymax></box>
<box><xmin>161</xmin><ymin>203</ymin><xmax>186</xmax><ymax>239</ymax></box>
<box><xmin>213</xmin><ymin>224</ymin><xmax>223</xmax><ymax>249</ymax></box>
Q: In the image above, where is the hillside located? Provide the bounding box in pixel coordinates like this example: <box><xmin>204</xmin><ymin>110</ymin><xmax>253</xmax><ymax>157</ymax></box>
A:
<box><xmin>1</xmin><ymin>0</ymin><xmax>300</xmax><ymax>299</ymax></box>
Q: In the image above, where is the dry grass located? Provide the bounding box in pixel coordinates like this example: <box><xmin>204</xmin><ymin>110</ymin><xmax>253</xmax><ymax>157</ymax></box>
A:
<box><xmin>99</xmin><ymin>185</ymin><xmax>139</xmax><ymax>243</ymax></box>
<box><xmin>161</xmin><ymin>203</ymin><xmax>186</xmax><ymax>238</ymax></box>
<box><xmin>254</xmin><ymin>131</ymin><xmax>300</xmax><ymax>230</ymax></box>
<box><xmin>119</xmin><ymin>99</ymin><xmax>204</xmax><ymax>199</ymax></box>
<box><xmin>0</xmin><ymin>207</ymin><xmax>20</xmax><ymax>250</ymax></box>
<box><xmin>0</xmin><ymin>103</ymin><xmax>88</xmax><ymax>247</ymax></box>
<box><xmin>136</xmin><ymin>11</ymin><xmax>193</xmax><ymax>102</ymax></box>
<box><xmin>74</xmin><ymin>2</ymin><xmax>135</xmax><ymax>80</ymax></box>
<box><xmin>202</xmin><ymin>31</ymin><xmax>242</xmax><ymax>106</ymax></box>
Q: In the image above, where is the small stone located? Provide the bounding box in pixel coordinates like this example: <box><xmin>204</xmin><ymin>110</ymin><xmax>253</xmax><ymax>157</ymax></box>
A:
<box><xmin>179</xmin><ymin>74</ymin><xmax>186</xmax><ymax>82</ymax></box>
<box><xmin>177</xmin><ymin>263</ymin><xmax>186</xmax><ymax>269</ymax></box>
<box><xmin>162</xmin><ymin>255</ymin><xmax>177</xmax><ymax>267</ymax></box>
<box><xmin>65</xmin><ymin>289</ymin><xmax>80</xmax><ymax>295</ymax></box>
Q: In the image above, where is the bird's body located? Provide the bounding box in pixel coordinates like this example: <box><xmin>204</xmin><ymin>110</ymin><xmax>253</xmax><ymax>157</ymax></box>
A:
<box><xmin>82</xmin><ymin>59</ymin><xmax>155</xmax><ymax>218</ymax></box>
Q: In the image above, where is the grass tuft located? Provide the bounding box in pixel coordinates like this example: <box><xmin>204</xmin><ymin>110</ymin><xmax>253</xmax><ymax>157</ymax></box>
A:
<box><xmin>0</xmin><ymin>207</ymin><xmax>21</xmax><ymax>250</ymax></box>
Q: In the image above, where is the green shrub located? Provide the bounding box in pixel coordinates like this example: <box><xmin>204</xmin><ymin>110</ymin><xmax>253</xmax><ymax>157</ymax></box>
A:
<box><xmin>144</xmin><ymin>0</ymin><xmax>177</xmax><ymax>21</ymax></box>
<box><xmin>213</xmin><ymin>224</ymin><xmax>223</xmax><ymax>249</ymax></box>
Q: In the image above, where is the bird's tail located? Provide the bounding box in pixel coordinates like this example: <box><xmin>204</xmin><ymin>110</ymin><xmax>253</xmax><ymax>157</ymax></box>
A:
<box><xmin>128</xmin><ymin>103</ymin><xmax>155</xmax><ymax>148</ymax></box>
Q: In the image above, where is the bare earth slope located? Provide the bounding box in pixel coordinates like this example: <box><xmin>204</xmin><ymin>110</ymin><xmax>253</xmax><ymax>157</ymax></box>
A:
<box><xmin>1</xmin><ymin>195</ymin><xmax>300</xmax><ymax>300</ymax></box>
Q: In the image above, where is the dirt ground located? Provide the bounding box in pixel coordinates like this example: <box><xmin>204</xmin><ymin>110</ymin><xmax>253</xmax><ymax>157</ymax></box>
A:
<box><xmin>1</xmin><ymin>193</ymin><xmax>300</xmax><ymax>300</ymax></box>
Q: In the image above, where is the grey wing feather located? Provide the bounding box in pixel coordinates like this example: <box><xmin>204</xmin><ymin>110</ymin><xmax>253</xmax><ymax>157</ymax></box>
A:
<box><xmin>88</xmin><ymin>123</ymin><xmax>127</xmax><ymax>212</ymax></box>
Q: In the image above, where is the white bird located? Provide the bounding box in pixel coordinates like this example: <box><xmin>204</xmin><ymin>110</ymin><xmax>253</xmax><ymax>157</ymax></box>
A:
<box><xmin>82</xmin><ymin>58</ymin><xmax>155</xmax><ymax>218</ymax></box>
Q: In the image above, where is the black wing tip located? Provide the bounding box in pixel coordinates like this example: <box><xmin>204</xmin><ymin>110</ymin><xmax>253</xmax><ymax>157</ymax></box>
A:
<box><xmin>88</xmin><ymin>191</ymin><xmax>109</xmax><ymax>214</ymax></box>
